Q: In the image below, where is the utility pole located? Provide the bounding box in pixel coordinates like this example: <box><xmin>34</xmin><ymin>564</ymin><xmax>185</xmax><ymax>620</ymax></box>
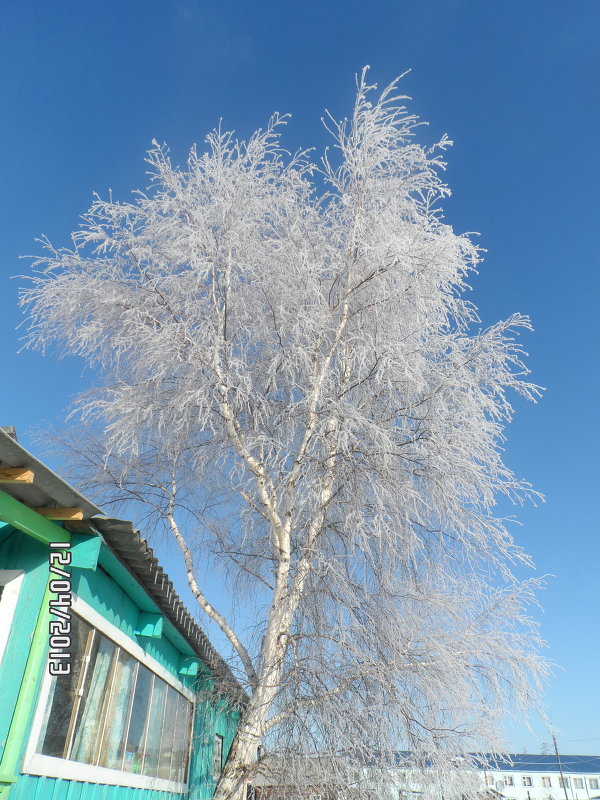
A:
<box><xmin>553</xmin><ymin>734</ymin><xmax>570</xmax><ymax>800</ymax></box>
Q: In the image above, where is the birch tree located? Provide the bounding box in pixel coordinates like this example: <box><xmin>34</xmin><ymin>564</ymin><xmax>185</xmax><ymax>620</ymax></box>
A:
<box><xmin>22</xmin><ymin>71</ymin><xmax>547</xmax><ymax>800</ymax></box>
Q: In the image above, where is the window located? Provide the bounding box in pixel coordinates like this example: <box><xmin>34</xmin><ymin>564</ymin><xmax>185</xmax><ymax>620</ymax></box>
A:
<box><xmin>504</xmin><ymin>776</ymin><xmax>515</xmax><ymax>787</ymax></box>
<box><xmin>559</xmin><ymin>778</ymin><xmax>570</xmax><ymax>789</ymax></box>
<box><xmin>589</xmin><ymin>779</ymin><xmax>599</xmax><ymax>790</ymax></box>
<box><xmin>213</xmin><ymin>734</ymin><xmax>224</xmax><ymax>780</ymax></box>
<box><xmin>0</xmin><ymin>570</ymin><xmax>24</xmax><ymax>665</ymax></box>
<box><xmin>28</xmin><ymin>609</ymin><xmax>194</xmax><ymax>789</ymax></box>
<box><xmin>486</xmin><ymin>774</ymin><xmax>495</xmax><ymax>787</ymax></box>
<box><xmin>574</xmin><ymin>779</ymin><xmax>584</xmax><ymax>789</ymax></box>
<box><xmin>522</xmin><ymin>777</ymin><xmax>533</xmax><ymax>787</ymax></box>
<box><xmin>542</xmin><ymin>777</ymin><xmax>552</xmax><ymax>788</ymax></box>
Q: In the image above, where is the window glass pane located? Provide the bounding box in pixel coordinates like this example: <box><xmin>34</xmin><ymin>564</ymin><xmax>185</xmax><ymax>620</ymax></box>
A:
<box><xmin>142</xmin><ymin>675</ymin><xmax>167</xmax><ymax>777</ymax></box>
<box><xmin>38</xmin><ymin>615</ymin><xmax>94</xmax><ymax>758</ymax></box>
<box><xmin>169</xmin><ymin>692</ymin><xmax>183</xmax><ymax>783</ymax></box>
<box><xmin>170</xmin><ymin>690</ymin><xmax>193</xmax><ymax>783</ymax></box>
<box><xmin>34</xmin><ymin>612</ymin><xmax>193</xmax><ymax>786</ymax></box>
<box><xmin>158</xmin><ymin>685</ymin><xmax>179</xmax><ymax>779</ymax></box>
<box><xmin>70</xmin><ymin>632</ymin><xmax>117</xmax><ymax>764</ymax></box>
<box><xmin>123</xmin><ymin>664</ymin><xmax>153</xmax><ymax>774</ymax></box>
<box><xmin>98</xmin><ymin>650</ymin><xmax>137</xmax><ymax>769</ymax></box>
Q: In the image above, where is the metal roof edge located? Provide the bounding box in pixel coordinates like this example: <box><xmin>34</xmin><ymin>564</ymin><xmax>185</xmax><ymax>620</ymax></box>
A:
<box><xmin>0</xmin><ymin>427</ymin><xmax>103</xmax><ymax>518</ymax></box>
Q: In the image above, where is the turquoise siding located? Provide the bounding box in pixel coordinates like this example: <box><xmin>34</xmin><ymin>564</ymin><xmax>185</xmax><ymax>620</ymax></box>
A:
<box><xmin>10</xmin><ymin>774</ymin><xmax>185</xmax><ymax>800</ymax></box>
<box><xmin>0</xmin><ymin>526</ymin><xmax>241</xmax><ymax>800</ymax></box>
<box><xmin>0</xmin><ymin>524</ymin><xmax>48</xmax><ymax>764</ymax></box>
<box><xmin>188</xmin><ymin>696</ymin><xmax>241</xmax><ymax>800</ymax></box>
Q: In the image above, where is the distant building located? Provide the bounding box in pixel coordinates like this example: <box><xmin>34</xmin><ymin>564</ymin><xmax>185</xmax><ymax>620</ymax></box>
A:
<box><xmin>251</xmin><ymin>752</ymin><xmax>600</xmax><ymax>800</ymax></box>
<box><xmin>479</xmin><ymin>754</ymin><xmax>600</xmax><ymax>800</ymax></box>
<box><xmin>0</xmin><ymin>428</ymin><xmax>244</xmax><ymax>800</ymax></box>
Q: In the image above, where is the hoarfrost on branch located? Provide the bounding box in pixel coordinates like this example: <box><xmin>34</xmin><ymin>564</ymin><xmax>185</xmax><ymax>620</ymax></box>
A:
<box><xmin>22</xmin><ymin>70</ymin><xmax>547</xmax><ymax>800</ymax></box>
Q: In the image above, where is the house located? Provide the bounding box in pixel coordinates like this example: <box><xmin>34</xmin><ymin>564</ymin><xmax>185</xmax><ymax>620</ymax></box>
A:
<box><xmin>478</xmin><ymin>754</ymin><xmax>600</xmax><ymax>800</ymax></box>
<box><xmin>0</xmin><ymin>427</ymin><xmax>244</xmax><ymax>800</ymax></box>
<box><xmin>250</xmin><ymin>753</ymin><xmax>367</xmax><ymax>800</ymax></box>
<box><xmin>392</xmin><ymin>753</ymin><xmax>600</xmax><ymax>800</ymax></box>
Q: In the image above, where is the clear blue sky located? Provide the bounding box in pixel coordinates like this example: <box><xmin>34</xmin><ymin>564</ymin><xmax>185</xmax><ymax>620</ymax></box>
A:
<box><xmin>1</xmin><ymin>0</ymin><xmax>599</xmax><ymax>754</ymax></box>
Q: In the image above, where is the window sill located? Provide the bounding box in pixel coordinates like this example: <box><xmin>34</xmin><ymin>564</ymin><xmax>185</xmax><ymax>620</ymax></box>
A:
<box><xmin>23</xmin><ymin>753</ymin><xmax>188</xmax><ymax>794</ymax></box>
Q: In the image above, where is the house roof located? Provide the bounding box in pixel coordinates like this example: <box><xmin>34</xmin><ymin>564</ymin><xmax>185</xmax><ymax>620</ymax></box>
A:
<box><xmin>476</xmin><ymin>754</ymin><xmax>600</xmax><ymax>774</ymax></box>
<box><xmin>0</xmin><ymin>426</ymin><xmax>246</xmax><ymax>706</ymax></box>
<box><xmin>360</xmin><ymin>752</ymin><xmax>600</xmax><ymax>775</ymax></box>
<box><xmin>0</xmin><ymin>426</ymin><xmax>102</xmax><ymax>518</ymax></box>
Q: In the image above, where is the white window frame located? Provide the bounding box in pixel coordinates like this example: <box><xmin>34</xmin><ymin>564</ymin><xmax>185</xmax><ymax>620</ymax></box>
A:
<box><xmin>0</xmin><ymin>570</ymin><xmax>24</xmax><ymax>665</ymax></box>
<box><xmin>522</xmin><ymin>776</ymin><xmax>533</xmax><ymax>787</ymax></box>
<box><xmin>23</xmin><ymin>594</ymin><xmax>195</xmax><ymax>793</ymax></box>
<box><xmin>213</xmin><ymin>733</ymin><xmax>224</xmax><ymax>780</ymax></box>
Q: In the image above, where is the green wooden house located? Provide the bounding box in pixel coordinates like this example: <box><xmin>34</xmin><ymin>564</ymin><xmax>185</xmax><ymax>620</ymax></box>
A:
<box><xmin>0</xmin><ymin>427</ymin><xmax>244</xmax><ymax>800</ymax></box>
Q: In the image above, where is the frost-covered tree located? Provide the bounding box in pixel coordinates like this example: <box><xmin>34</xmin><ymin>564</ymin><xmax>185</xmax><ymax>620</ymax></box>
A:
<box><xmin>22</xmin><ymin>71</ymin><xmax>547</xmax><ymax>800</ymax></box>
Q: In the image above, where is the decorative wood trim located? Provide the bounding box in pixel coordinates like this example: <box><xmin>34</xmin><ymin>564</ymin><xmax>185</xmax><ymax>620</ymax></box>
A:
<box><xmin>135</xmin><ymin>611</ymin><xmax>164</xmax><ymax>638</ymax></box>
<box><xmin>179</xmin><ymin>656</ymin><xmax>200</xmax><ymax>676</ymax></box>
<box><xmin>70</xmin><ymin>532</ymin><xmax>101</xmax><ymax>570</ymax></box>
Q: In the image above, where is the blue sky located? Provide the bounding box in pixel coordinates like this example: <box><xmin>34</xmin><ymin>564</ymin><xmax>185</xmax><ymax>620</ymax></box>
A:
<box><xmin>1</xmin><ymin>0</ymin><xmax>599</xmax><ymax>753</ymax></box>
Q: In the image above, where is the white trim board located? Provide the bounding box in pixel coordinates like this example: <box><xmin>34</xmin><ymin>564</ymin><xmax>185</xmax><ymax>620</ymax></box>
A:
<box><xmin>23</xmin><ymin>752</ymin><xmax>188</xmax><ymax>794</ymax></box>
<box><xmin>0</xmin><ymin>570</ymin><xmax>24</xmax><ymax>665</ymax></box>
